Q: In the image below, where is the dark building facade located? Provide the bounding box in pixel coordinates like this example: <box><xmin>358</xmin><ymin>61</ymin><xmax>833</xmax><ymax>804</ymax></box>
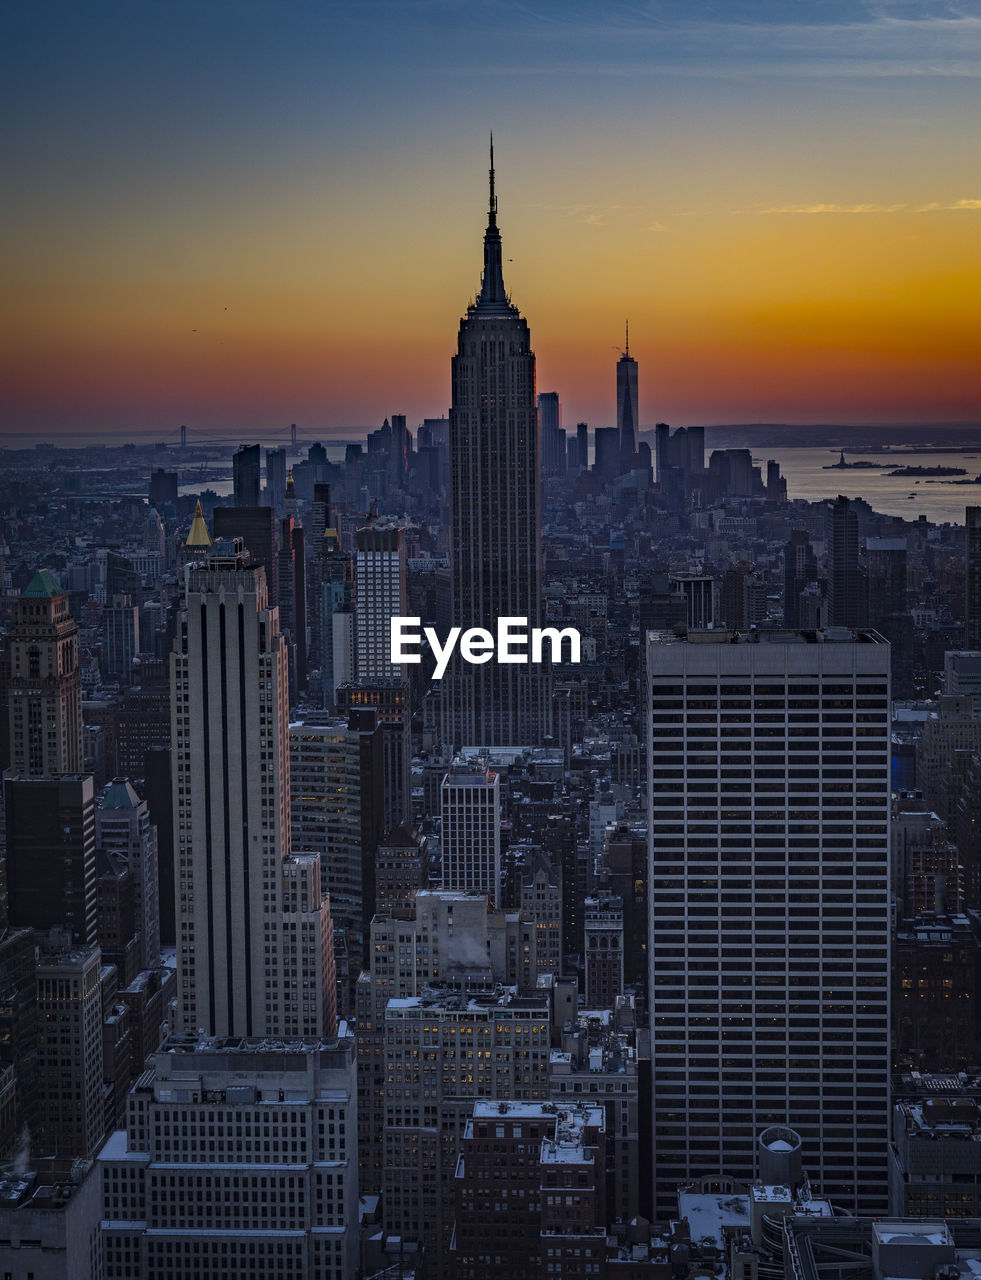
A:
<box><xmin>867</xmin><ymin>537</ymin><xmax>913</xmax><ymax>697</ymax></box>
<box><xmin>966</xmin><ymin>506</ymin><xmax>981</xmax><ymax>649</ymax></box>
<box><xmin>213</xmin><ymin>506</ymin><xmax>278</xmax><ymax>606</ymax></box>
<box><xmin>337</xmin><ymin>679</ymin><xmax>410</xmax><ymax>834</ymax></box>
<box><xmin>893</xmin><ymin>915</ymin><xmax>981</xmax><ymax>1070</ymax></box>
<box><xmin>232</xmin><ymin>443</ymin><xmax>261</xmax><ymax>507</ymax></box>
<box><xmin>4</xmin><ymin>774</ymin><xmax>97</xmax><ymax>945</ymax></box>
<box><xmin>539</xmin><ymin>390</ymin><xmax>566</xmax><ymax>479</ymax></box>
<box><xmin>616</xmin><ymin>337</ymin><xmax>638</xmax><ymax>469</ymax></box>
<box><xmin>827</xmin><ymin>494</ymin><xmax>865</xmax><ymax>628</ymax></box>
<box><xmin>444</xmin><ymin>142</ymin><xmax>548</xmax><ymax>748</ymax></box>
<box><xmin>783</xmin><ymin>529</ymin><xmax>818</xmax><ymax>629</ymax></box>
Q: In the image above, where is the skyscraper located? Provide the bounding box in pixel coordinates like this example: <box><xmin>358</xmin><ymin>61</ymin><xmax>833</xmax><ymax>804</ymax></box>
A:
<box><xmin>538</xmin><ymin>390</ymin><xmax>565</xmax><ymax>478</ymax></box>
<box><xmin>0</xmin><ymin>916</ymin><xmax>37</xmax><ymax>1154</ymax></box>
<box><xmin>593</xmin><ymin>426</ymin><xmax>619</xmax><ymax>479</ymax></box>
<box><xmin>445</xmin><ymin>140</ymin><xmax>548</xmax><ymax>747</ymax></box>
<box><xmin>4</xmin><ymin>774</ymin><xmax>97</xmax><ymax>945</ymax></box>
<box><xmin>35</xmin><ymin>943</ymin><xmax>106</xmax><ymax>1158</ymax></box>
<box><xmin>320</xmin><ymin>530</ymin><xmax>355</xmax><ymax>707</ymax></box>
<box><xmin>103</xmin><ymin>593</ymin><xmax>140</xmax><ymax>684</ymax></box>
<box><xmin>96</xmin><ymin>777</ymin><xmax>160</xmax><ymax>973</ymax></box>
<box><xmin>265</xmin><ymin>445</ymin><xmax>287</xmax><ymax>510</ymax></box>
<box><xmin>336</xmin><ymin>679</ymin><xmax>411</xmax><ymax>834</ymax></box>
<box><xmin>440</xmin><ymin>758</ymin><xmax>501</xmax><ymax>904</ymax></box>
<box><xmin>783</xmin><ymin>529</ymin><xmax>818</xmax><ymax>628</ymax></box>
<box><xmin>6</xmin><ymin>570</ymin><xmax>82</xmax><ymax>776</ymax></box>
<box><xmin>576</xmin><ymin>421</ymin><xmax>589</xmax><ymax>472</ymax></box>
<box><xmin>584</xmin><ymin>894</ymin><xmax>624</xmax><ymax>1008</ymax></box>
<box><xmin>212</xmin><ymin>505</ymin><xmax>278</xmax><ymax>606</ymax></box>
<box><xmin>278</xmin><ymin>514</ymin><xmax>307</xmax><ymax>688</ymax></box>
<box><xmin>827</xmin><ymin>494</ymin><xmax>865</xmax><ymax>628</ymax></box>
<box><xmin>966</xmin><ymin>507</ymin><xmax>981</xmax><ymax>649</ymax></box>
<box><xmin>232</xmin><ymin>443</ymin><xmax>261</xmax><ymax>507</ymax></box>
<box><xmin>354</xmin><ymin>523</ymin><xmax>407</xmax><ymax>682</ymax></box>
<box><xmin>867</xmin><ymin>536</ymin><xmax>912</xmax><ymax>697</ymax></box>
<box><xmin>616</xmin><ymin>323</ymin><xmax>638</xmax><ymax>468</ymax></box>
<box><xmin>148</xmin><ymin>468</ymin><xmax>178</xmax><ymax>509</ymax></box>
<box><xmin>646</xmin><ymin>628</ymin><xmax>891</xmax><ymax>1217</ymax></box>
<box><xmin>171</xmin><ymin>545</ymin><xmax>332</xmax><ymax>1037</ymax></box>
<box><xmin>289</xmin><ymin>710</ymin><xmax>384</xmax><ymax>1005</ymax></box>
<box><xmin>389</xmin><ymin>412</ymin><xmax>410</xmax><ymax>487</ymax></box>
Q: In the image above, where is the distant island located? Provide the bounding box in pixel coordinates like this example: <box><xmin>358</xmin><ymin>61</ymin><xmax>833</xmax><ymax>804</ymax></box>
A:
<box><xmin>887</xmin><ymin>465</ymin><xmax>967</xmax><ymax>477</ymax></box>
<box><xmin>824</xmin><ymin>453</ymin><xmax>883</xmax><ymax>470</ymax></box>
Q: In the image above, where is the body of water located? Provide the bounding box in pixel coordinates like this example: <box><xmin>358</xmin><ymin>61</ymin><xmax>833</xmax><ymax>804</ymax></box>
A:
<box><xmin>758</xmin><ymin>447</ymin><xmax>981</xmax><ymax>524</ymax></box>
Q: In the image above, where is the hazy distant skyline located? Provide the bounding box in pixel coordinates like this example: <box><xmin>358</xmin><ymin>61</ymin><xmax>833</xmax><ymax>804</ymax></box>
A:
<box><xmin>2</xmin><ymin>0</ymin><xmax>979</xmax><ymax>434</ymax></box>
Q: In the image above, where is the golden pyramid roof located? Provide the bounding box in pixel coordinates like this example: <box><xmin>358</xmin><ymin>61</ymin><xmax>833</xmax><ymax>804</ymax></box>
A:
<box><xmin>185</xmin><ymin>500</ymin><xmax>213</xmax><ymax>548</ymax></box>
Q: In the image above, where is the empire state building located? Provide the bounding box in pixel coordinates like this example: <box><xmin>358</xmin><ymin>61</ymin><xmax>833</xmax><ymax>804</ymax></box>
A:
<box><xmin>444</xmin><ymin>142</ymin><xmax>549</xmax><ymax>748</ymax></box>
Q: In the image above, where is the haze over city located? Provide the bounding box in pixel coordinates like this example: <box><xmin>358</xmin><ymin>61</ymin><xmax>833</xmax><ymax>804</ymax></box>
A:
<box><xmin>2</xmin><ymin>0</ymin><xmax>980</xmax><ymax>435</ymax></box>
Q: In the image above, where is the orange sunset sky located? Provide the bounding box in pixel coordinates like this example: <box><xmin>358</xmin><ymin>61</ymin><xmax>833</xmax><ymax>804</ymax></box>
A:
<box><xmin>2</xmin><ymin>1</ymin><xmax>979</xmax><ymax>436</ymax></box>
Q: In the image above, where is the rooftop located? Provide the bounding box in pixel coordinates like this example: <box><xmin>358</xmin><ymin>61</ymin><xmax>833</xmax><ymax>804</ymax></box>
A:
<box><xmin>100</xmin><ymin>777</ymin><xmax>140</xmax><ymax>810</ymax></box>
<box><xmin>677</xmin><ymin>1190</ymin><xmax>750</xmax><ymax>1249</ymax></box>
<box><xmin>21</xmin><ymin>568</ymin><xmax>64</xmax><ymax>599</ymax></box>
<box><xmin>0</xmin><ymin>1160</ymin><xmax>93</xmax><ymax>1211</ymax></box>
<box><xmin>160</xmin><ymin>1030</ymin><xmax>349</xmax><ymax>1056</ymax></box>
<box><xmin>648</xmin><ymin>627</ymin><xmax>887</xmax><ymax>646</ymax></box>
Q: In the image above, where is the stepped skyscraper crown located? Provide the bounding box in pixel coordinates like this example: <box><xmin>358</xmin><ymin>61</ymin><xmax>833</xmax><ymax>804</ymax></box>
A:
<box><xmin>445</xmin><ymin>139</ymin><xmax>550</xmax><ymax>748</ymax></box>
<box><xmin>473</xmin><ymin>134</ymin><xmax>515</xmax><ymax>317</ymax></box>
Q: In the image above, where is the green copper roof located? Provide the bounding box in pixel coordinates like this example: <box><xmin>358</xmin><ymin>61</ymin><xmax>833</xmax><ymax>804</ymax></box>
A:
<box><xmin>21</xmin><ymin>569</ymin><xmax>64</xmax><ymax>599</ymax></box>
<box><xmin>101</xmin><ymin>778</ymin><xmax>140</xmax><ymax>810</ymax></box>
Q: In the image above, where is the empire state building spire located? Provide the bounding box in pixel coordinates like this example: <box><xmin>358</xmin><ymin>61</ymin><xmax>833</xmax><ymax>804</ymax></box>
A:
<box><xmin>445</xmin><ymin>141</ymin><xmax>549</xmax><ymax>748</ymax></box>
<box><xmin>475</xmin><ymin>133</ymin><xmax>512</xmax><ymax>314</ymax></box>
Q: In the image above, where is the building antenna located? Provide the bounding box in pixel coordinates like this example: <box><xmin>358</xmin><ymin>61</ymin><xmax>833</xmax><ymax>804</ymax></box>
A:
<box><xmin>488</xmin><ymin>131</ymin><xmax>497</xmax><ymax>225</ymax></box>
<box><xmin>625</xmin><ymin>319</ymin><xmax>629</xmax><ymax>358</ymax></box>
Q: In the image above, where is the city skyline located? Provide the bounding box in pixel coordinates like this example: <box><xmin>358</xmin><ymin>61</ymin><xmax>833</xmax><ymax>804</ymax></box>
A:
<box><xmin>4</xmin><ymin>9</ymin><xmax>981</xmax><ymax>1260</ymax></box>
<box><xmin>2</xmin><ymin>1</ymin><xmax>979</xmax><ymax>436</ymax></box>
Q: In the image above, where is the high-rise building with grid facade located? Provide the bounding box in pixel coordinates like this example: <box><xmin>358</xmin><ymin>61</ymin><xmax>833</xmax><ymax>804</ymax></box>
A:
<box><xmin>440</xmin><ymin>758</ymin><xmax>501</xmax><ymax>905</ymax></box>
<box><xmin>646</xmin><ymin>628</ymin><xmax>891</xmax><ymax>1217</ymax></box>
<box><xmin>98</xmin><ymin>1032</ymin><xmax>358</xmax><ymax>1280</ymax></box>
<box><xmin>383</xmin><ymin>988</ymin><xmax>552</xmax><ymax>1273</ymax></box>
<box><xmin>354</xmin><ymin>523</ymin><xmax>406</xmax><ymax>682</ymax></box>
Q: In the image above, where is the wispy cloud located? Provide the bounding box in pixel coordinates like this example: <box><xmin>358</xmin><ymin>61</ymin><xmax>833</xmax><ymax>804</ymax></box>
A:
<box><xmin>740</xmin><ymin>198</ymin><xmax>981</xmax><ymax>215</ymax></box>
<box><xmin>519</xmin><ymin>200</ymin><xmax>630</xmax><ymax>225</ymax></box>
<box><xmin>756</xmin><ymin>202</ymin><xmax>907</xmax><ymax>213</ymax></box>
<box><xmin>916</xmin><ymin>197</ymin><xmax>981</xmax><ymax>210</ymax></box>
<box><xmin>648</xmin><ymin>220</ymin><xmax>672</xmax><ymax>231</ymax></box>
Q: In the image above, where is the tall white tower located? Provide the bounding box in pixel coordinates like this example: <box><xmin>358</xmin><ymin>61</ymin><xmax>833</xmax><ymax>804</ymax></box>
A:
<box><xmin>171</xmin><ymin>545</ymin><xmax>332</xmax><ymax>1037</ymax></box>
<box><xmin>646</xmin><ymin>627</ymin><xmax>891</xmax><ymax>1216</ymax></box>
